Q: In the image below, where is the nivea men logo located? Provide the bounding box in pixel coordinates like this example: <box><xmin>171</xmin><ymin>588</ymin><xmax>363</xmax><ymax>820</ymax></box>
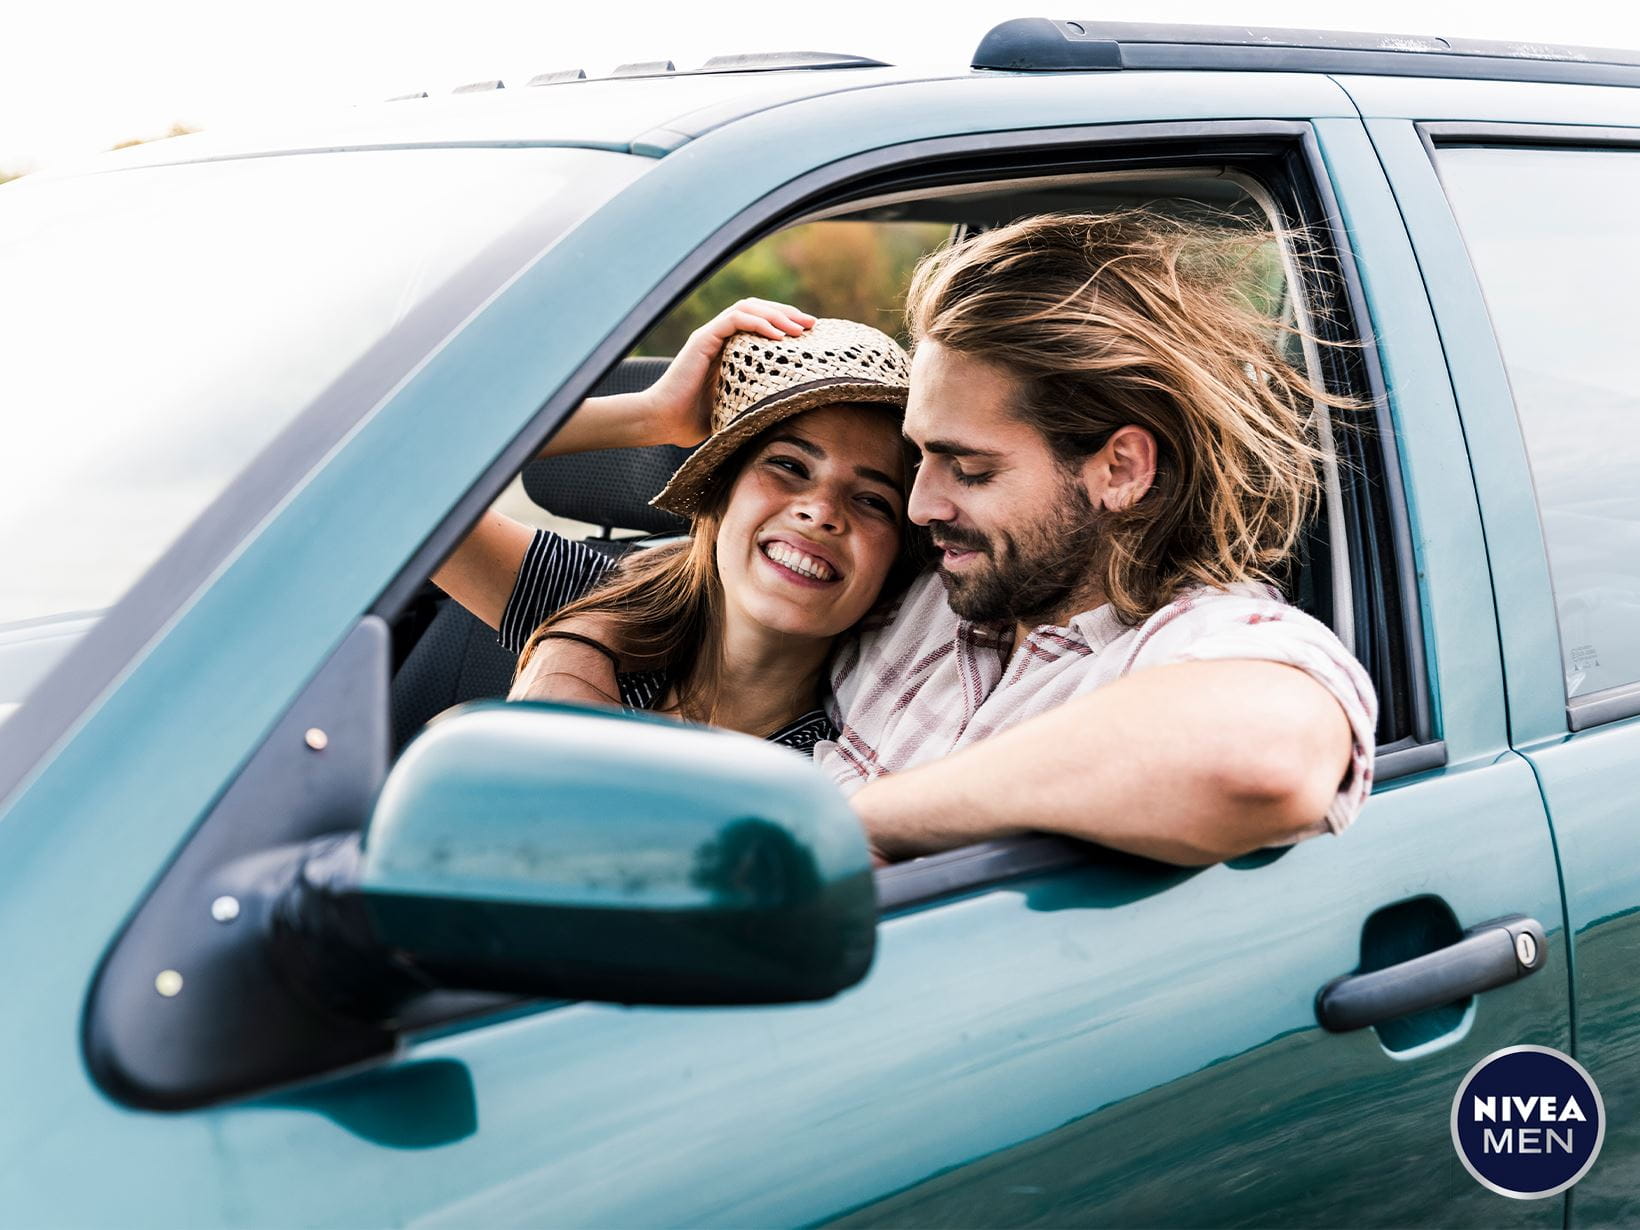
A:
<box><xmin>1451</xmin><ymin>1046</ymin><xmax>1605</xmax><ymax>1199</ymax></box>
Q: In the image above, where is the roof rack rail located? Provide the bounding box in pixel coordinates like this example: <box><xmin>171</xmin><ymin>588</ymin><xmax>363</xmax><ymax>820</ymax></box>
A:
<box><xmin>972</xmin><ymin>19</ymin><xmax>1640</xmax><ymax>88</ymax></box>
<box><xmin>527</xmin><ymin>69</ymin><xmax>587</xmax><ymax>86</ymax></box>
<box><xmin>610</xmin><ymin>60</ymin><xmax>675</xmax><ymax>78</ymax></box>
<box><xmin>697</xmin><ymin>51</ymin><xmax>888</xmax><ymax>73</ymax></box>
<box><xmin>452</xmin><ymin>79</ymin><xmax>505</xmax><ymax>93</ymax></box>
<box><xmin>518</xmin><ymin>51</ymin><xmax>888</xmax><ymax>87</ymax></box>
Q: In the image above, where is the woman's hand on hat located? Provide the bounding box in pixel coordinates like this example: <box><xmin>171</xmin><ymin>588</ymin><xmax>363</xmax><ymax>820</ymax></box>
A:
<box><xmin>641</xmin><ymin>299</ymin><xmax>816</xmax><ymax>447</ymax></box>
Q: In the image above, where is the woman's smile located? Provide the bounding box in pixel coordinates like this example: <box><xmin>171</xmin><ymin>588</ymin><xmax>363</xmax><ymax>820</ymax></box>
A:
<box><xmin>758</xmin><ymin>535</ymin><xmax>843</xmax><ymax>585</ymax></box>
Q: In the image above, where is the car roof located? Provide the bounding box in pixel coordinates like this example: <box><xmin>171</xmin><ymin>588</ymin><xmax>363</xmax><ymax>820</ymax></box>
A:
<box><xmin>33</xmin><ymin>63</ymin><xmax>950</xmax><ymax>178</ymax></box>
<box><xmin>31</xmin><ymin>19</ymin><xmax>1640</xmax><ymax>183</ymax></box>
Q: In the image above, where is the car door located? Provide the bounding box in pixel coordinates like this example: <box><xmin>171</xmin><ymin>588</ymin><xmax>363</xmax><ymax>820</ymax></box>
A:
<box><xmin>1356</xmin><ymin>76</ymin><xmax>1640</xmax><ymax>1224</ymax></box>
<box><xmin>0</xmin><ymin>74</ymin><xmax>1568</xmax><ymax>1228</ymax></box>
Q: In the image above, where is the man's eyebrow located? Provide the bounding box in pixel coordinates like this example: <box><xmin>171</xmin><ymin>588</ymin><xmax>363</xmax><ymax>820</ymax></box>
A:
<box><xmin>915</xmin><ymin>437</ymin><xmax>1003</xmax><ymax>460</ymax></box>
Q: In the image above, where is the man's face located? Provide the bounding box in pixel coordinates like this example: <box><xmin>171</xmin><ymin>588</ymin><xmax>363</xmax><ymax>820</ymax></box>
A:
<box><xmin>904</xmin><ymin>341</ymin><xmax>1102</xmax><ymax>627</ymax></box>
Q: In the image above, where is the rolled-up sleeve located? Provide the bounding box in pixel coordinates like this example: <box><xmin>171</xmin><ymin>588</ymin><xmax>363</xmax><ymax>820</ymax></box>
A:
<box><xmin>1131</xmin><ymin>593</ymin><xmax>1379</xmax><ymax>836</ymax></box>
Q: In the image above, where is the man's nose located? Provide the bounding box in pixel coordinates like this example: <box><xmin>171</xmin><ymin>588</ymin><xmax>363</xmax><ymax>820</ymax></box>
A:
<box><xmin>906</xmin><ymin>466</ymin><xmax>953</xmax><ymax>527</ymax></box>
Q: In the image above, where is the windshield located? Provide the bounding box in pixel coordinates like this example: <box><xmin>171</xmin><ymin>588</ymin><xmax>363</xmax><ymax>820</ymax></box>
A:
<box><xmin>0</xmin><ymin>145</ymin><xmax>636</xmax><ymax>725</ymax></box>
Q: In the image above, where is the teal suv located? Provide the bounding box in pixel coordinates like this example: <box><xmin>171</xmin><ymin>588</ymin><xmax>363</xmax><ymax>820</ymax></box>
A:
<box><xmin>4</xmin><ymin>19</ymin><xmax>1640</xmax><ymax>1228</ymax></box>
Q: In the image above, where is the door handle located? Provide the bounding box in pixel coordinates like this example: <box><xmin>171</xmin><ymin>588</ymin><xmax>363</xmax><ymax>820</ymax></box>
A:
<box><xmin>1316</xmin><ymin>915</ymin><xmax>1547</xmax><ymax>1032</ymax></box>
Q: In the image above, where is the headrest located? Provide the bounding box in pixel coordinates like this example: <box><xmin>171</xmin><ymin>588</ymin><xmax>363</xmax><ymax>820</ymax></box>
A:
<box><xmin>521</xmin><ymin>357</ymin><xmax>694</xmax><ymax>535</ymax></box>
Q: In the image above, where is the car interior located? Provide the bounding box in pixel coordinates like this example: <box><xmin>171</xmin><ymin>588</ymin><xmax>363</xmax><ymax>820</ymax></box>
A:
<box><xmin>388</xmin><ymin>163</ymin><xmax>1417</xmax><ymax>836</ymax></box>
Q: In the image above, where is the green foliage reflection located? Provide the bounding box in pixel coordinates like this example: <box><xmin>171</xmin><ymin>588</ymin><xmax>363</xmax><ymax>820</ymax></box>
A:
<box><xmin>636</xmin><ymin>220</ymin><xmax>952</xmax><ymax>355</ymax></box>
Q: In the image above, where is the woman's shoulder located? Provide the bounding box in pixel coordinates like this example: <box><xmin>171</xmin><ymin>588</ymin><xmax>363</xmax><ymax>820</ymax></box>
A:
<box><xmin>499</xmin><ymin>529</ymin><xmax>622</xmax><ymax>654</ymax></box>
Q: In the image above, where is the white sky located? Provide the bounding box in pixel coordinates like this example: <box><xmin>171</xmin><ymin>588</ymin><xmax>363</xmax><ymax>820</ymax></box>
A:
<box><xmin>6</xmin><ymin>0</ymin><xmax>1640</xmax><ymax>173</ymax></box>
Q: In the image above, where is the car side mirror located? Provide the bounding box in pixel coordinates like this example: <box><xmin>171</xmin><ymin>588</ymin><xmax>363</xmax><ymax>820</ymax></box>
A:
<box><xmin>87</xmin><ymin>699</ymin><xmax>878</xmax><ymax>1111</ymax></box>
<box><xmin>345</xmin><ymin>701</ymin><xmax>876</xmax><ymax>1006</ymax></box>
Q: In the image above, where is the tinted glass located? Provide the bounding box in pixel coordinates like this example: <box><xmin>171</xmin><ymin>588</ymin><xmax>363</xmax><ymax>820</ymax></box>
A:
<box><xmin>1439</xmin><ymin>145</ymin><xmax>1640</xmax><ymax>700</ymax></box>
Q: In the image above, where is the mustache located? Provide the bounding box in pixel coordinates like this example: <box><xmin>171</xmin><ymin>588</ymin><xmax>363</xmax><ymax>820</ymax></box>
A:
<box><xmin>930</xmin><ymin>524</ymin><xmax>991</xmax><ymax>554</ymax></box>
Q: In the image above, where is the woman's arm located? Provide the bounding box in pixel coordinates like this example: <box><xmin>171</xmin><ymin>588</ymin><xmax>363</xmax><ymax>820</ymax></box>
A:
<box><xmin>509</xmin><ymin>620</ymin><xmax>624</xmax><ymax>705</ymax></box>
<box><xmin>432</xmin><ymin>300</ymin><xmax>814</xmax><ymax>629</ymax></box>
<box><xmin>430</xmin><ymin>510</ymin><xmax>535</xmax><ymax>632</ymax></box>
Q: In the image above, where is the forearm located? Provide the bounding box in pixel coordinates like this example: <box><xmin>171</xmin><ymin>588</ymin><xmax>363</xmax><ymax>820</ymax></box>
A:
<box><xmin>537</xmin><ymin>392</ymin><xmax>671</xmax><ymax>457</ymax></box>
<box><xmin>851</xmin><ymin>660</ymin><xmax>1352</xmax><ymax>866</ymax></box>
<box><xmin>430</xmin><ymin>395</ymin><xmax>656</xmax><ymax>626</ymax></box>
<box><xmin>430</xmin><ymin>509</ymin><xmax>534</xmax><ymax>631</ymax></box>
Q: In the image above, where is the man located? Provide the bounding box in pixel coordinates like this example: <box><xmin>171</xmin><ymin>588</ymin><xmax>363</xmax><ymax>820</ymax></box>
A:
<box><xmin>816</xmin><ymin>212</ymin><xmax>1375</xmax><ymax>866</ymax></box>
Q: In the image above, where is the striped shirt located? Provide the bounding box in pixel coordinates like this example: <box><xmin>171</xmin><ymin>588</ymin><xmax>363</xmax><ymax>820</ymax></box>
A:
<box><xmin>498</xmin><ymin>529</ymin><xmax>836</xmax><ymax>755</ymax></box>
<box><xmin>817</xmin><ymin>572</ymin><xmax>1379</xmax><ymax>839</ymax></box>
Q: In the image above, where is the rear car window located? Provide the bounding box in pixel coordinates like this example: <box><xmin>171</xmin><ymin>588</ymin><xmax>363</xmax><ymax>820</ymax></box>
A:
<box><xmin>1437</xmin><ymin>144</ymin><xmax>1640</xmax><ymax>701</ymax></box>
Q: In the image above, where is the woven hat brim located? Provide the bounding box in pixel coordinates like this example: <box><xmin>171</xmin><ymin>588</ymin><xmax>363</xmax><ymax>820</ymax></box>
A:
<box><xmin>651</xmin><ymin>379</ymin><xmax>908</xmax><ymax>518</ymax></box>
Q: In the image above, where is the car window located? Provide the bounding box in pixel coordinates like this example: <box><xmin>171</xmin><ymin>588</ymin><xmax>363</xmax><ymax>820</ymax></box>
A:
<box><xmin>478</xmin><ymin>171</ymin><xmax>1371</xmax><ymax>683</ymax></box>
<box><xmin>639</xmin><ymin>218</ymin><xmax>952</xmax><ymax>352</ymax></box>
<box><xmin>397</xmin><ymin>150</ymin><xmax>1411</xmax><ymax>919</ymax></box>
<box><xmin>1437</xmin><ymin>145</ymin><xmax>1640</xmax><ymax>701</ymax></box>
<box><xmin>0</xmin><ymin>146</ymin><xmax>635</xmax><ymax>724</ymax></box>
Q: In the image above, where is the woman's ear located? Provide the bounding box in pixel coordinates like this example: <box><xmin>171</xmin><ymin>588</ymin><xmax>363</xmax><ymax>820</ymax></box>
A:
<box><xmin>1079</xmin><ymin>425</ymin><xmax>1158</xmax><ymax>512</ymax></box>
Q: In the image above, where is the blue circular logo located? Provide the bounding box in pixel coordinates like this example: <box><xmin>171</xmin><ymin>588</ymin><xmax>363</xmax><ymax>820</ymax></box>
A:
<box><xmin>1450</xmin><ymin>1046</ymin><xmax>1605</xmax><ymax>1199</ymax></box>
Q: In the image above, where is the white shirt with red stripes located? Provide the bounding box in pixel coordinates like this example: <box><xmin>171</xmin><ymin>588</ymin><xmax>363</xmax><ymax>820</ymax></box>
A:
<box><xmin>817</xmin><ymin>572</ymin><xmax>1379</xmax><ymax>839</ymax></box>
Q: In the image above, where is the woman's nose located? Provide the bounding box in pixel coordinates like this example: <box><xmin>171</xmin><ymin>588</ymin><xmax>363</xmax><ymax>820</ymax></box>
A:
<box><xmin>792</xmin><ymin>492</ymin><xmax>841</xmax><ymax>532</ymax></box>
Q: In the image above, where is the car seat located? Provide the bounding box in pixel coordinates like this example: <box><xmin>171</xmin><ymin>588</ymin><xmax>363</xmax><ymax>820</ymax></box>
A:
<box><xmin>389</xmin><ymin>357</ymin><xmax>687</xmax><ymax>753</ymax></box>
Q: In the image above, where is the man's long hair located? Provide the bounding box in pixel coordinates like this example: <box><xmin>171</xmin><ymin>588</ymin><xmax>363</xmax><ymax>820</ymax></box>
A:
<box><xmin>905</xmin><ymin>210</ymin><xmax>1352</xmax><ymax>625</ymax></box>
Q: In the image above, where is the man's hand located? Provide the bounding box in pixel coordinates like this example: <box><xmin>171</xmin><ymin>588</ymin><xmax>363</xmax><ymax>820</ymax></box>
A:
<box><xmin>850</xmin><ymin>659</ymin><xmax>1355</xmax><ymax>866</ymax></box>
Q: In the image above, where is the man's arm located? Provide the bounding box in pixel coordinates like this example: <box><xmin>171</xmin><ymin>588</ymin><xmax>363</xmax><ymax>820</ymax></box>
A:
<box><xmin>850</xmin><ymin>659</ymin><xmax>1354</xmax><ymax>866</ymax></box>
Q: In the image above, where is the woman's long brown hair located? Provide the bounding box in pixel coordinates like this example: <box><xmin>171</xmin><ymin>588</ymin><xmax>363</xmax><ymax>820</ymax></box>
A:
<box><xmin>514</xmin><ymin>406</ymin><xmax>925</xmax><ymax>723</ymax></box>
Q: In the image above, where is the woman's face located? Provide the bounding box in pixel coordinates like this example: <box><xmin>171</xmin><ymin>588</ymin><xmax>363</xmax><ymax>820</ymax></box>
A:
<box><xmin>715</xmin><ymin>404</ymin><xmax>907</xmax><ymax>643</ymax></box>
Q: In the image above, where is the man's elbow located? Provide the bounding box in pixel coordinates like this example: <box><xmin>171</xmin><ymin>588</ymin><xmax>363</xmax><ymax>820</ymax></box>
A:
<box><xmin>1214</xmin><ymin>674</ymin><xmax>1354</xmax><ymax>851</ymax></box>
<box><xmin>1214</xmin><ymin>744</ymin><xmax>1341</xmax><ymax>854</ymax></box>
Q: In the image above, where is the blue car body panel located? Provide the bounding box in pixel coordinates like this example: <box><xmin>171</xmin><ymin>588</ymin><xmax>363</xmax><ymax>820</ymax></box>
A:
<box><xmin>1346</xmin><ymin>74</ymin><xmax>1640</xmax><ymax>1225</ymax></box>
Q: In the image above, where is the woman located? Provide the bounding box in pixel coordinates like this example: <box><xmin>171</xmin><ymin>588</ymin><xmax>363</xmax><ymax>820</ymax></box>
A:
<box><xmin>432</xmin><ymin>301</ymin><xmax>920</xmax><ymax>753</ymax></box>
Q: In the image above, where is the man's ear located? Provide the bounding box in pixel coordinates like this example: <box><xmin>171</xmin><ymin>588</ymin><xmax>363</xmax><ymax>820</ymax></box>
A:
<box><xmin>1078</xmin><ymin>425</ymin><xmax>1158</xmax><ymax>512</ymax></box>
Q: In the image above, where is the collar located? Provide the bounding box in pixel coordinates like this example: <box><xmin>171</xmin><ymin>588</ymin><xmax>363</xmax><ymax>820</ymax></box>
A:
<box><xmin>1066</xmin><ymin>602</ymin><xmax>1128</xmax><ymax>652</ymax></box>
<box><xmin>953</xmin><ymin>599</ymin><xmax>1126</xmax><ymax>660</ymax></box>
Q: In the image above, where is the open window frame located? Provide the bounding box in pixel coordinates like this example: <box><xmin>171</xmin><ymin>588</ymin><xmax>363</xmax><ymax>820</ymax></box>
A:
<box><xmin>378</xmin><ymin>119</ymin><xmax>1439</xmax><ymax>917</ymax></box>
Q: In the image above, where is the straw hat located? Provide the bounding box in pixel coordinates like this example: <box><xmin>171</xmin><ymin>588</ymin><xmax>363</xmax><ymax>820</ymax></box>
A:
<box><xmin>650</xmin><ymin>317</ymin><xmax>911</xmax><ymax>518</ymax></box>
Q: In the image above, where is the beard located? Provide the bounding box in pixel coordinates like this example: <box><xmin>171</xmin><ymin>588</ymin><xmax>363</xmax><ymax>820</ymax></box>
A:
<box><xmin>935</xmin><ymin>473</ymin><xmax>1104</xmax><ymax>626</ymax></box>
